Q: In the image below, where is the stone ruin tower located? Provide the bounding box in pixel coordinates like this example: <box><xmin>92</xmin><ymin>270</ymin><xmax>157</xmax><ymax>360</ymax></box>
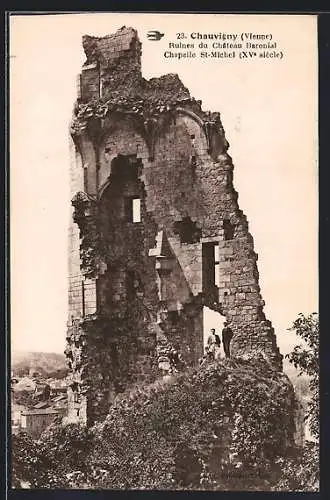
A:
<box><xmin>66</xmin><ymin>27</ymin><xmax>283</xmax><ymax>425</ymax></box>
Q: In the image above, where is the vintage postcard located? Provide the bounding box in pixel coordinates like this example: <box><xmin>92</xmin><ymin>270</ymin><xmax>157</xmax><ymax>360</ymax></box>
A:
<box><xmin>9</xmin><ymin>12</ymin><xmax>318</xmax><ymax>491</ymax></box>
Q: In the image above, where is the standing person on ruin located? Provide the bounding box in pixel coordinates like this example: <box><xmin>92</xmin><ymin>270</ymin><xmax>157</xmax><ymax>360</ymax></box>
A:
<box><xmin>222</xmin><ymin>322</ymin><xmax>234</xmax><ymax>358</ymax></box>
<box><xmin>206</xmin><ymin>328</ymin><xmax>221</xmax><ymax>360</ymax></box>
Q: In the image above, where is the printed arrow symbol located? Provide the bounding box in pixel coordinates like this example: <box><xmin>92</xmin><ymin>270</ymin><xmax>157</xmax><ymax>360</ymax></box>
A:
<box><xmin>147</xmin><ymin>31</ymin><xmax>164</xmax><ymax>41</ymax></box>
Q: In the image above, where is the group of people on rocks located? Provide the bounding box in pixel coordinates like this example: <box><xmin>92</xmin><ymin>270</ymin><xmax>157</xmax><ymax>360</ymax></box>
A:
<box><xmin>201</xmin><ymin>323</ymin><xmax>234</xmax><ymax>364</ymax></box>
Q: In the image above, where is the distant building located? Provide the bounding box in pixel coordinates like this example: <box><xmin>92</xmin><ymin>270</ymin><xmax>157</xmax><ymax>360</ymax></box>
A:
<box><xmin>13</xmin><ymin>377</ymin><xmax>36</xmax><ymax>393</ymax></box>
<box><xmin>51</xmin><ymin>395</ymin><xmax>68</xmax><ymax>418</ymax></box>
<box><xmin>51</xmin><ymin>386</ymin><xmax>67</xmax><ymax>396</ymax></box>
<box><xmin>46</xmin><ymin>378</ymin><xmax>68</xmax><ymax>395</ymax></box>
<box><xmin>20</xmin><ymin>409</ymin><xmax>61</xmax><ymax>439</ymax></box>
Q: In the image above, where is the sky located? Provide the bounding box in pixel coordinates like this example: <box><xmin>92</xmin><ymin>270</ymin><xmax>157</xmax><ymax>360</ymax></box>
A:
<box><xmin>10</xmin><ymin>13</ymin><xmax>318</xmax><ymax>356</ymax></box>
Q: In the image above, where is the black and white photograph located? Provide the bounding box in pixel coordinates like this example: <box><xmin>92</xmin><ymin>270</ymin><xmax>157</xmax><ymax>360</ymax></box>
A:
<box><xmin>9</xmin><ymin>12</ymin><xmax>318</xmax><ymax>491</ymax></box>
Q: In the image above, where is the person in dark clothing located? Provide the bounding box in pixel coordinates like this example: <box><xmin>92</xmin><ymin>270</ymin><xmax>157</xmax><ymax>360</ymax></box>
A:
<box><xmin>222</xmin><ymin>322</ymin><xmax>234</xmax><ymax>358</ymax></box>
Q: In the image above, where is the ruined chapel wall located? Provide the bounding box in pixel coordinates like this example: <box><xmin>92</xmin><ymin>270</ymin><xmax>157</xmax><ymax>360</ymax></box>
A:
<box><xmin>143</xmin><ymin>116</ymin><xmax>208</xmax><ymax>228</ymax></box>
<box><xmin>137</xmin><ymin>111</ymin><xmax>280</xmax><ymax>366</ymax></box>
<box><xmin>68</xmin><ymin>137</ymin><xmax>84</xmax><ymax>321</ymax></box>
<box><xmin>66</xmin><ymin>26</ymin><xmax>284</xmax><ymax>426</ymax></box>
<box><xmin>67</xmin><ymin>138</ymin><xmax>88</xmax><ymax>424</ymax></box>
<box><xmin>95</xmin><ymin>111</ymin><xmax>280</xmax><ymax>366</ymax></box>
<box><xmin>143</xmin><ymin>116</ymin><xmax>208</xmax><ymax>297</ymax></box>
<box><xmin>96</xmin><ymin>115</ymin><xmax>207</xmax><ymax>313</ymax></box>
<box><xmin>94</xmin><ymin>116</ymin><xmax>207</xmax><ymax>379</ymax></box>
<box><xmin>157</xmin><ymin>245</ymin><xmax>196</xmax><ymax>309</ymax></box>
<box><xmin>79</xmin><ymin>124</ymin><xmax>159</xmax><ymax>422</ymax></box>
<box><xmin>98</xmin><ymin>118</ymin><xmax>152</xmax><ymax>192</ymax></box>
<box><xmin>197</xmin><ymin>151</ymin><xmax>281</xmax><ymax>364</ymax></box>
<box><xmin>97</xmin><ymin>115</ymin><xmax>207</xmax><ymax>304</ymax></box>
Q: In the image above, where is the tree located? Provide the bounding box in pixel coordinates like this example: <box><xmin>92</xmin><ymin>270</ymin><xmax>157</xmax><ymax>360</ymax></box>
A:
<box><xmin>286</xmin><ymin>312</ymin><xmax>319</xmax><ymax>440</ymax></box>
<box><xmin>272</xmin><ymin>313</ymin><xmax>319</xmax><ymax>492</ymax></box>
<box><xmin>11</xmin><ymin>432</ymin><xmax>40</xmax><ymax>488</ymax></box>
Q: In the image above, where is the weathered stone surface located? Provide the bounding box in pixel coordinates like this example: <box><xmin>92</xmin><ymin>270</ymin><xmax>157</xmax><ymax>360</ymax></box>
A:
<box><xmin>67</xmin><ymin>26</ymin><xmax>282</xmax><ymax>425</ymax></box>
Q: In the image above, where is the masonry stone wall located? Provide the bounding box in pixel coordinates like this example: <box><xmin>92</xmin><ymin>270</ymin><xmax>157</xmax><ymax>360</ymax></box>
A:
<box><xmin>66</xmin><ymin>26</ymin><xmax>282</xmax><ymax>425</ymax></box>
<box><xmin>68</xmin><ymin>138</ymin><xmax>85</xmax><ymax>321</ymax></box>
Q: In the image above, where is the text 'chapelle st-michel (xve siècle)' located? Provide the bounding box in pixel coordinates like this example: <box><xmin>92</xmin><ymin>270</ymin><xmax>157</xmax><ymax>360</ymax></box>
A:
<box><xmin>162</xmin><ymin>32</ymin><xmax>284</xmax><ymax>60</ymax></box>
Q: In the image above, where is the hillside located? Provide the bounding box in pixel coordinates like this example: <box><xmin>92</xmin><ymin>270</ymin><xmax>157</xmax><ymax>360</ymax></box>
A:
<box><xmin>11</xmin><ymin>351</ymin><xmax>67</xmax><ymax>377</ymax></box>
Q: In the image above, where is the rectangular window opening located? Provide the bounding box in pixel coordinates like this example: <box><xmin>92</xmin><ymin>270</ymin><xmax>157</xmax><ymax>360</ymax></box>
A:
<box><xmin>202</xmin><ymin>242</ymin><xmax>220</xmax><ymax>290</ymax></box>
<box><xmin>214</xmin><ymin>244</ymin><xmax>219</xmax><ymax>262</ymax></box>
<box><xmin>214</xmin><ymin>244</ymin><xmax>220</xmax><ymax>287</ymax></box>
<box><xmin>132</xmin><ymin>198</ymin><xmax>141</xmax><ymax>223</ymax></box>
<box><xmin>214</xmin><ymin>264</ymin><xmax>220</xmax><ymax>287</ymax></box>
<box><xmin>125</xmin><ymin>197</ymin><xmax>141</xmax><ymax>223</ymax></box>
<box><xmin>223</xmin><ymin>219</ymin><xmax>235</xmax><ymax>240</ymax></box>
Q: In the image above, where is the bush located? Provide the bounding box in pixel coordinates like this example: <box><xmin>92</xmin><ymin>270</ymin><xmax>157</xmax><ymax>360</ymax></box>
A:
<box><xmin>12</xmin><ymin>357</ymin><xmax>298</xmax><ymax>490</ymax></box>
<box><xmin>272</xmin><ymin>441</ymin><xmax>319</xmax><ymax>491</ymax></box>
<box><xmin>286</xmin><ymin>312</ymin><xmax>319</xmax><ymax>440</ymax></box>
<box><xmin>270</xmin><ymin>312</ymin><xmax>319</xmax><ymax>492</ymax></box>
<box><xmin>12</xmin><ymin>432</ymin><xmax>40</xmax><ymax>488</ymax></box>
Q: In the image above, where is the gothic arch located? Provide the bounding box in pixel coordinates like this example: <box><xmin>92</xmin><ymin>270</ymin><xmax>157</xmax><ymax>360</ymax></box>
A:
<box><xmin>175</xmin><ymin>107</ymin><xmax>206</xmax><ymax>134</ymax></box>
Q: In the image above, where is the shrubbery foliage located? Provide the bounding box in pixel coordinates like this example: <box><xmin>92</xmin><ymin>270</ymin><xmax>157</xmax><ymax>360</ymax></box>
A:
<box><xmin>12</xmin><ymin>313</ymin><xmax>319</xmax><ymax>491</ymax></box>
<box><xmin>13</xmin><ymin>356</ymin><xmax>297</xmax><ymax>490</ymax></box>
